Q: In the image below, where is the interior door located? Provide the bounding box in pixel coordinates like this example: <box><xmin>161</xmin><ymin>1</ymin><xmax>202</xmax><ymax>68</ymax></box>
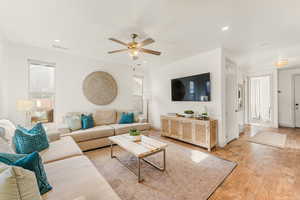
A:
<box><xmin>295</xmin><ymin>75</ymin><xmax>300</xmax><ymax>127</ymax></box>
<box><xmin>225</xmin><ymin>60</ymin><xmax>239</xmax><ymax>143</ymax></box>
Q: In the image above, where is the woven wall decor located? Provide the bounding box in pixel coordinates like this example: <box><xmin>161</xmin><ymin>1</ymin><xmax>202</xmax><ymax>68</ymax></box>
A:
<box><xmin>83</xmin><ymin>71</ymin><xmax>118</xmax><ymax>105</ymax></box>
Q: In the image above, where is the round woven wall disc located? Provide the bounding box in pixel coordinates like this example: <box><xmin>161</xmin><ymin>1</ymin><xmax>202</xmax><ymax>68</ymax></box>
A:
<box><xmin>83</xmin><ymin>71</ymin><xmax>118</xmax><ymax>105</ymax></box>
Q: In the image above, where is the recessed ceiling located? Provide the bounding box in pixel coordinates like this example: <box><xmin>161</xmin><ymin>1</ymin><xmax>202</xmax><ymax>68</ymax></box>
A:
<box><xmin>0</xmin><ymin>0</ymin><xmax>300</xmax><ymax>67</ymax></box>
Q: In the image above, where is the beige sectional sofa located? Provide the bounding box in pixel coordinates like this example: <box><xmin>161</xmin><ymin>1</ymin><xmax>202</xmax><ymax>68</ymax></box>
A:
<box><xmin>62</xmin><ymin>109</ymin><xmax>151</xmax><ymax>151</ymax></box>
<box><xmin>0</xmin><ymin>119</ymin><xmax>121</xmax><ymax>200</ymax></box>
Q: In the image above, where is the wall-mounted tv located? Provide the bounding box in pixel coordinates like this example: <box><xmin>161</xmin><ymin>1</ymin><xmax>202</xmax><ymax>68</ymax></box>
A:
<box><xmin>171</xmin><ymin>73</ymin><xmax>211</xmax><ymax>102</ymax></box>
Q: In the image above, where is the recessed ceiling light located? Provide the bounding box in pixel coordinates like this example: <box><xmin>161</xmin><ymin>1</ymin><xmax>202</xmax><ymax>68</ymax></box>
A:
<box><xmin>54</xmin><ymin>39</ymin><xmax>60</xmax><ymax>42</ymax></box>
<box><xmin>222</xmin><ymin>26</ymin><xmax>229</xmax><ymax>31</ymax></box>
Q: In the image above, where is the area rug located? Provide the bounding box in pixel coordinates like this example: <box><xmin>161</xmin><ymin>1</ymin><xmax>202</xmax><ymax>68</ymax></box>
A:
<box><xmin>85</xmin><ymin>137</ymin><xmax>236</xmax><ymax>200</ymax></box>
<box><xmin>248</xmin><ymin>131</ymin><xmax>287</xmax><ymax>148</ymax></box>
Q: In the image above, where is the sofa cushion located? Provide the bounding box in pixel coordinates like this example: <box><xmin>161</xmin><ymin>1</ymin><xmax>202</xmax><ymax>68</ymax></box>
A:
<box><xmin>118</xmin><ymin>112</ymin><xmax>134</xmax><ymax>124</ymax></box>
<box><xmin>110</xmin><ymin>123</ymin><xmax>151</xmax><ymax>135</ymax></box>
<box><xmin>0</xmin><ymin>163</ymin><xmax>42</xmax><ymax>200</ymax></box>
<box><xmin>81</xmin><ymin>114</ymin><xmax>94</xmax><ymax>129</ymax></box>
<box><xmin>42</xmin><ymin>156</ymin><xmax>121</xmax><ymax>200</ymax></box>
<box><xmin>14</xmin><ymin>123</ymin><xmax>49</xmax><ymax>154</ymax></box>
<box><xmin>65</xmin><ymin>114</ymin><xmax>82</xmax><ymax>131</ymax></box>
<box><xmin>93</xmin><ymin>109</ymin><xmax>116</xmax><ymax>126</ymax></box>
<box><xmin>116</xmin><ymin>110</ymin><xmax>141</xmax><ymax>123</ymax></box>
<box><xmin>40</xmin><ymin>136</ymin><xmax>83</xmax><ymax>164</ymax></box>
<box><xmin>0</xmin><ymin>120</ymin><xmax>17</xmax><ymax>151</ymax></box>
<box><xmin>63</xmin><ymin>126</ymin><xmax>114</xmax><ymax>143</ymax></box>
<box><xmin>12</xmin><ymin>152</ymin><xmax>52</xmax><ymax>195</ymax></box>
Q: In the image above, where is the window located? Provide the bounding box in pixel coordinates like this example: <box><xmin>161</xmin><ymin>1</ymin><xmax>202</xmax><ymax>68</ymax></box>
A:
<box><xmin>28</xmin><ymin>60</ymin><xmax>55</xmax><ymax>124</ymax></box>
<box><xmin>249</xmin><ymin>75</ymin><xmax>271</xmax><ymax>122</ymax></box>
<box><xmin>133</xmin><ymin>76</ymin><xmax>143</xmax><ymax>113</ymax></box>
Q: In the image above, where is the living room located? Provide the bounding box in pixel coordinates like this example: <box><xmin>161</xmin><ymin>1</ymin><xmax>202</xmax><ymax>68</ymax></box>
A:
<box><xmin>1</xmin><ymin>1</ymin><xmax>300</xmax><ymax>200</ymax></box>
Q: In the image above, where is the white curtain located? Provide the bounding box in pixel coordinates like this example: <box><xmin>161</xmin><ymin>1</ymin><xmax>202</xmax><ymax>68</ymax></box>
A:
<box><xmin>250</xmin><ymin>76</ymin><xmax>271</xmax><ymax>122</ymax></box>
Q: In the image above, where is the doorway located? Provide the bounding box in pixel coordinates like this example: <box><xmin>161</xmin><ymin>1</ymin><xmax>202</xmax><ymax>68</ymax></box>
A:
<box><xmin>248</xmin><ymin>75</ymin><xmax>272</xmax><ymax>125</ymax></box>
<box><xmin>294</xmin><ymin>75</ymin><xmax>300</xmax><ymax>128</ymax></box>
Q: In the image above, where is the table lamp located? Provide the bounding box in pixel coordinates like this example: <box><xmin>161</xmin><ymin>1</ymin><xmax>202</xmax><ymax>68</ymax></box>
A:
<box><xmin>17</xmin><ymin>99</ymin><xmax>34</xmax><ymax>127</ymax></box>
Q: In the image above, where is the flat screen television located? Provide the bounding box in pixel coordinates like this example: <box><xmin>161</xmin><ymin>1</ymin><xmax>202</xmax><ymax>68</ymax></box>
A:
<box><xmin>171</xmin><ymin>73</ymin><xmax>211</xmax><ymax>101</ymax></box>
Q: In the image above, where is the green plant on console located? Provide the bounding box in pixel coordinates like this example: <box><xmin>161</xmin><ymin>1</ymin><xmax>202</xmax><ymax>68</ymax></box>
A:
<box><xmin>129</xmin><ymin>128</ymin><xmax>141</xmax><ymax>136</ymax></box>
<box><xmin>184</xmin><ymin>110</ymin><xmax>194</xmax><ymax>114</ymax></box>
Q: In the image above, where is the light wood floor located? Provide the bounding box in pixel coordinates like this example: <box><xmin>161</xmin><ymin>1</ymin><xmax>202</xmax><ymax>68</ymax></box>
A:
<box><xmin>152</xmin><ymin>125</ymin><xmax>300</xmax><ymax>200</ymax></box>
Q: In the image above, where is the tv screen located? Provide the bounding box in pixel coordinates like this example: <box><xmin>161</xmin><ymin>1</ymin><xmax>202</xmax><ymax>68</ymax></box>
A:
<box><xmin>171</xmin><ymin>73</ymin><xmax>211</xmax><ymax>101</ymax></box>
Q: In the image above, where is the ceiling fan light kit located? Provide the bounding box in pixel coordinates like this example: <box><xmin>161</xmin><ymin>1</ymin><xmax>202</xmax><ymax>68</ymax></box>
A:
<box><xmin>275</xmin><ymin>58</ymin><xmax>288</xmax><ymax>67</ymax></box>
<box><xmin>108</xmin><ymin>33</ymin><xmax>161</xmax><ymax>60</ymax></box>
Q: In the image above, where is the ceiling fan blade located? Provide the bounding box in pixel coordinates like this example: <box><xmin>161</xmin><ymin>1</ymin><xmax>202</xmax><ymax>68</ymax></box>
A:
<box><xmin>108</xmin><ymin>49</ymin><xmax>129</xmax><ymax>54</ymax></box>
<box><xmin>140</xmin><ymin>48</ymin><xmax>161</xmax><ymax>55</ymax></box>
<box><xmin>108</xmin><ymin>38</ymin><xmax>128</xmax><ymax>46</ymax></box>
<box><xmin>137</xmin><ymin>38</ymin><xmax>155</xmax><ymax>47</ymax></box>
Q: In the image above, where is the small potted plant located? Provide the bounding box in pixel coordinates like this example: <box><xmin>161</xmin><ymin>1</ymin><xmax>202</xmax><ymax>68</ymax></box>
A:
<box><xmin>129</xmin><ymin>128</ymin><xmax>141</xmax><ymax>142</ymax></box>
<box><xmin>184</xmin><ymin>110</ymin><xmax>194</xmax><ymax>118</ymax></box>
<box><xmin>201</xmin><ymin>112</ymin><xmax>209</xmax><ymax>120</ymax></box>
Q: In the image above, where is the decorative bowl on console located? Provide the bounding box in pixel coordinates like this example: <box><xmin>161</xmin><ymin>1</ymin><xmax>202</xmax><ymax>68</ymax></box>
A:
<box><xmin>183</xmin><ymin>110</ymin><xmax>194</xmax><ymax>118</ymax></box>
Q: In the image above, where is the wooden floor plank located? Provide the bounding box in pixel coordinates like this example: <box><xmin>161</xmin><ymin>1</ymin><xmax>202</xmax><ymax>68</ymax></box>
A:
<box><xmin>151</xmin><ymin>125</ymin><xmax>300</xmax><ymax>200</ymax></box>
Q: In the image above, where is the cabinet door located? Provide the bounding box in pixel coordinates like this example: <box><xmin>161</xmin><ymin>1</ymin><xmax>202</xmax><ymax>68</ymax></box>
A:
<box><xmin>194</xmin><ymin>122</ymin><xmax>207</xmax><ymax>146</ymax></box>
<box><xmin>170</xmin><ymin>120</ymin><xmax>180</xmax><ymax>138</ymax></box>
<box><xmin>161</xmin><ymin>119</ymin><xmax>170</xmax><ymax>136</ymax></box>
<box><xmin>182</xmin><ymin>121</ymin><xmax>193</xmax><ymax>142</ymax></box>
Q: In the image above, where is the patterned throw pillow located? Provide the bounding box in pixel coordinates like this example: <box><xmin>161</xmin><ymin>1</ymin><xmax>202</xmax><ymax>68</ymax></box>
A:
<box><xmin>81</xmin><ymin>114</ymin><xmax>94</xmax><ymax>129</ymax></box>
<box><xmin>119</xmin><ymin>112</ymin><xmax>134</xmax><ymax>124</ymax></box>
<box><xmin>0</xmin><ymin>152</ymin><xmax>52</xmax><ymax>195</ymax></box>
<box><xmin>13</xmin><ymin>123</ymin><xmax>49</xmax><ymax>154</ymax></box>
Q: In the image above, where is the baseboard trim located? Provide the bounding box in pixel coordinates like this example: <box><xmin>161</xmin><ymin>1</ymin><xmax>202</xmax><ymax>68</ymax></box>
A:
<box><xmin>279</xmin><ymin>122</ymin><xmax>295</xmax><ymax>128</ymax></box>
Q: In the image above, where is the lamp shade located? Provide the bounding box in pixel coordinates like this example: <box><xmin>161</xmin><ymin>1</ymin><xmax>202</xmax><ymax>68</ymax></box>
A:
<box><xmin>17</xmin><ymin>100</ymin><xmax>34</xmax><ymax>112</ymax></box>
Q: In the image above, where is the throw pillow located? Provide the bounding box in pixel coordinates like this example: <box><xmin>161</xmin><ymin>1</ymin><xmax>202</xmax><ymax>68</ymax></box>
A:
<box><xmin>81</xmin><ymin>114</ymin><xmax>94</xmax><ymax>129</ymax></box>
<box><xmin>65</xmin><ymin>115</ymin><xmax>82</xmax><ymax>131</ymax></box>
<box><xmin>13</xmin><ymin>123</ymin><xmax>49</xmax><ymax>154</ymax></box>
<box><xmin>0</xmin><ymin>152</ymin><xmax>53</xmax><ymax>195</ymax></box>
<box><xmin>119</xmin><ymin>112</ymin><xmax>134</xmax><ymax>124</ymax></box>
<box><xmin>0</xmin><ymin>152</ymin><xmax>26</xmax><ymax>164</ymax></box>
<box><xmin>0</xmin><ymin>163</ymin><xmax>42</xmax><ymax>200</ymax></box>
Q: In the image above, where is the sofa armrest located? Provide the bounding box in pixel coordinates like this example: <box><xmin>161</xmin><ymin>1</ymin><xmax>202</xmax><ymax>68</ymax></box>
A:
<box><xmin>47</xmin><ymin>130</ymin><xmax>61</xmax><ymax>142</ymax></box>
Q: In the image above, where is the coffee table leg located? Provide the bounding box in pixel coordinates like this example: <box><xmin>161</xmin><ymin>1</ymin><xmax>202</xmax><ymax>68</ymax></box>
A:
<box><xmin>138</xmin><ymin>158</ymin><xmax>142</xmax><ymax>183</ymax></box>
<box><xmin>110</xmin><ymin>142</ymin><xmax>114</xmax><ymax>158</ymax></box>
<box><xmin>142</xmin><ymin>149</ymin><xmax>166</xmax><ymax>171</ymax></box>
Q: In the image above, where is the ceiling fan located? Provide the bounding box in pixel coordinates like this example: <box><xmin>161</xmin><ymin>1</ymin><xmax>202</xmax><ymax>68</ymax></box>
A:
<box><xmin>108</xmin><ymin>33</ymin><xmax>161</xmax><ymax>60</ymax></box>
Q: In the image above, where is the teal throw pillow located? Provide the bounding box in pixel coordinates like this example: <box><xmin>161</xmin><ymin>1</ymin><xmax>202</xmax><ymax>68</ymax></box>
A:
<box><xmin>0</xmin><ymin>152</ymin><xmax>52</xmax><ymax>195</ymax></box>
<box><xmin>0</xmin><ymin>152</ymin><xmax>26</xmax><ymax>164</ymax></box>
<box><xmin>81</xmin><ymin>114</ymin><xmax>94</xmax><ymax>129</ymax></box>
<box><xmin>13</xmin><ymin>123</ymin><xmax>49</xmax><ymax>154</ymax></box>
<box><xmin>119</xmin><ymin>112</ymin><xmax>134</xmax><ymax>124</ymax></box>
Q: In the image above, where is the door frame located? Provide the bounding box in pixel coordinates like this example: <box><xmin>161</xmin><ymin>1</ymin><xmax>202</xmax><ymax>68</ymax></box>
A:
<box><xmin>247</xmin><ymin>74</ymin><xmax>273</xmax><ymax>125</ymax></box>
<box><xmin>291</xmin><ymin>74</ymin><xmax>300</xmax><ymax>127</ymax></box>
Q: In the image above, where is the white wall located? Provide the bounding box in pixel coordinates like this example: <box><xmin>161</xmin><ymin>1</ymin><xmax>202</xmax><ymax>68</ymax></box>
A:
<box><xmin>0</xmin><ymin>40</ymin><xmax>4</xmax><ymax>118</ymax></box>
<box><xmin>278</xmin><ymin>67</ymin><xmax>300</xmax><ymax>127</ymax></box>
<box><xmin>149</xmin><ymin>48</ymin><xmax>227</xmax><ymax>146</ymax></box>
<box><xmin>3</xmin><ymin>42</ymin><xmax>135</xmax><ymax>125</ymax></box>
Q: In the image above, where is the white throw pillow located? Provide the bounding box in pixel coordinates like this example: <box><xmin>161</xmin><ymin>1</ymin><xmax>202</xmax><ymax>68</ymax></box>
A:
<box><xmin>0</xmin><ymin>120</ymin><xmax>17</xmax><ymax>152</ymax></box>
<box><xmin>0</xmin><ymin>163</ymin><xmax>42</xmax><ymax>200</ymax></box>
<box><xmin>65</xmin><ymin>115</ymin><xmax>82</xmax><ymax>131</ymax></box>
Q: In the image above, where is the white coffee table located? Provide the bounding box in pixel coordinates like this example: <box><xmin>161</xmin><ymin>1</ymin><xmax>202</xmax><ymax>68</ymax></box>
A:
<box><xmin>108</xmin><ymin>134</ymin><xmax>168</xmax><ymax>182</ymax></box>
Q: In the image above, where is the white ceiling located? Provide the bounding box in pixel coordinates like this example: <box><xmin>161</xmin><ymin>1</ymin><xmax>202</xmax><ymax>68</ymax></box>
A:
<box><xmin>0</xmin><ymin>0</ymin><xmax>300</xmax><ymax>67</ymax></box>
